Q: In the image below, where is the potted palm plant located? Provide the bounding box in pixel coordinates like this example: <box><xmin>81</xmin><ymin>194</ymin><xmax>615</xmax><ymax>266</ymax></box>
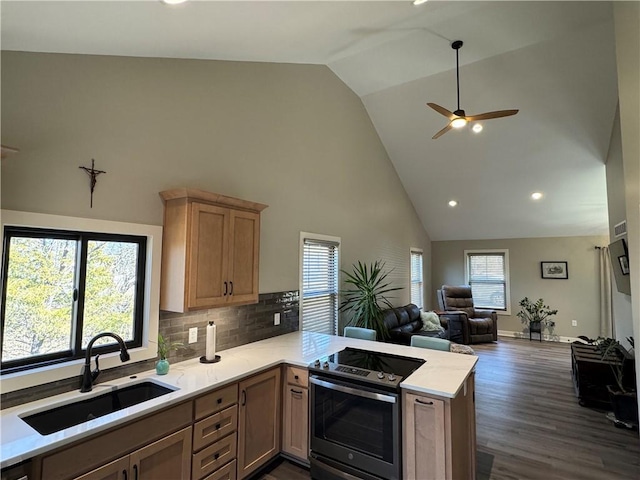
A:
<box><xmin>339</xmin><ymin>261</ymin><xmax>402</xmax><ymax>341</ymax></box>
<box><xmin>596</xmin><ymin>337</ymin><xmax>637</xmax><ymax>428</ymax></box>
<box><xmin>516</xmin><ymin>297</ymin><xmax>558</xmax><ymax>338</ymax></box>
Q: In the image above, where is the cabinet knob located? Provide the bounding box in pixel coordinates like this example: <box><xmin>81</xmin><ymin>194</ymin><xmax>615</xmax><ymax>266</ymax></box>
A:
<box><xmin>214</xmin><ymin>453</ymin><xmax>220</xmax><ymax>460</ymax></box>
<box><xmin>294</xmin><ymin>375</ymin><xmax>299</xmax><ymax>380</ymax></box>
<box><xmin>215</xmin><ymin>423</ymin><xmax>221</xmax><ymax>430</ymax></box>
<box><xmin>217</xmin><ymin>398</ymin><xmax>222</xmax><ymax>404</ymax></box>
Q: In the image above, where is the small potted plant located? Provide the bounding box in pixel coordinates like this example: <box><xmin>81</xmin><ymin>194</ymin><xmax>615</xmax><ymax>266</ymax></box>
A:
<box><xmin>516</xmin><ymin>297</ymin><xmax>558</xmax><ymax>338</ymax></box>
<box><xmin>596</xmin><ymin>337</ymin><xmax>637</xmax><ymax>428</ymax></box>
<box><xmin>156</xmin><ymin>333</ymin><xmax>183</xmax><ymax>375</ymax></box>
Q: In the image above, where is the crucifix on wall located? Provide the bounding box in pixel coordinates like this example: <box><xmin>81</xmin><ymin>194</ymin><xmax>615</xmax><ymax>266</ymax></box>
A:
<box><xmin>79</xmin><ymin>159</ymin><xmax>106</xmax><ymax>208</ymax></box>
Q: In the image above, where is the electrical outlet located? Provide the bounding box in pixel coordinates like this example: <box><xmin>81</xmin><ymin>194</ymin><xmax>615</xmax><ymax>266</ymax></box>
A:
<box><xmin>274</xmin><ymin>312</ymin><xmax>281</xmax><ymax>326</ymax></box>
<box><xmin>188</xmin><ymin>327</ymin><xmax>198</xmax><ymax>343</ymax></box>
<box><xmin>571</xmin><ymin>320</ymin><xmax>577</xmax><ymax>327</ymax></box>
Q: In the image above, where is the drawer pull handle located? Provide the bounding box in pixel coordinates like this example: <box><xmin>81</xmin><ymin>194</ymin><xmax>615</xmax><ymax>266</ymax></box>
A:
<box><xmin>416</xmin><ymin>399</ymin><xmax>434</xmax><ymax>406</ymax></box>
<box><xmin>214</xmin><ymin>453</ymin><xmax>220</xmax><ymax>460</ymax></box>
<box><xmin>216</xmin><ymin>423</ymin><xmax>221</xmax><ymax>430</ymax></box>
<box><xmin>294</xmin><ymin>375</ymin><xmax>299</xmax><ymax>380</ymax></box>
<box><xmin>291</xmin><ymin>388</ymin><xmax>303</xmax><ymax>394</ymax></box>
<box><xmin>217</xmin><ymin>398</ymin><xmax>222</xmax><ymax>404</ymax></box>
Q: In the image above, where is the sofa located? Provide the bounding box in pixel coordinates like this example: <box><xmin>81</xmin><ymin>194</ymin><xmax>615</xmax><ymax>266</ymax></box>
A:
<box><xmin>437</xmin><ymin>285</ymin><xmax>498</xmax><ymax>344</ymax></box>
<box><xmin>381</xmin><ymin>303</ymin><xmax>465</xmax><ymax>345</ymax></box>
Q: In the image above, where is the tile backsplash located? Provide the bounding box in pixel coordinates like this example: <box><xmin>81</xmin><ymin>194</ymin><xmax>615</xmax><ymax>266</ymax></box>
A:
<box><xmin>1</xmin><ymin>291</ymin><xmax>299</xmax><ymax>409</ymax></box>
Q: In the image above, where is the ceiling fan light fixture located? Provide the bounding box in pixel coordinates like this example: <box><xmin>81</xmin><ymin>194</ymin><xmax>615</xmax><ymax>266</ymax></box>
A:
<box><xmin>531</xmin><ymin>192</ymin><xmax>543</xmax><ymax>200</ymax></box>
<box><xmin>448</xmin><ymin>200</ymin><xmax>458</xmax><ymax>207</ymax></box>
<box><xmin>451</xmin><ymin>117</ymin><xmax>467</xmax><ymax>129</ymax></box>
<box><xmin>413</xmin><ymin>0</ymin><xmax>429</xmax><ymax>5</ymax></box>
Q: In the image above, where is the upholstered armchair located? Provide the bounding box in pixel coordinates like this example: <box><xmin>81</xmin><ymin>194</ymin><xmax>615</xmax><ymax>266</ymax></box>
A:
<box><xmin>437</xmin><ymin>285</ymin><xmax>498</xmax><ymax>344</ymax></box>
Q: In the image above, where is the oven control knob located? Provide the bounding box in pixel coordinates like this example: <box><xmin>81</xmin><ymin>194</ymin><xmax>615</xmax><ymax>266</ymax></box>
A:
<box><xmin>388</xmin><ymin>373</ymin><xmax>397</xmax><ymax>381</ymax></box>
<box><xmin>314</xmin><ymin>359</ymin><xmax>321</xmax><ymax>367</ymax></box>
<box><xmin>377</xmin><ymin>371</ymin><xmax>385</xmax><ymax>379</ymax></box>
<box><xmin>323</xmin><ymin>361</ymin><xmax>330</xmax><ymax>369</ymax></box>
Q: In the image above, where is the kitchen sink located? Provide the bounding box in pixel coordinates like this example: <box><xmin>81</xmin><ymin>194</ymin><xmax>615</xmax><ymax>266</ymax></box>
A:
<box><xmin>21</xmin><ymin>381</ymin><xmax>177</xmax><ymax>435</ymax></box>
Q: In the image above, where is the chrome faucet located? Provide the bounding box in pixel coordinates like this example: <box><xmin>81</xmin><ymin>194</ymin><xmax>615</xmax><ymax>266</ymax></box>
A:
<box><xmin>80</xmin><ymin>332</ymin><xmax>131</xmax><ymax>392</ymax></box>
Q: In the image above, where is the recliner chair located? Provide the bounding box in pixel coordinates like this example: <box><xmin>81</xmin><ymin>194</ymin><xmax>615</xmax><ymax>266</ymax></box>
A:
<box><xmin>437</xmin><ymin>285</ymin><xmax>498</xmax><ymax>344</ymax></box>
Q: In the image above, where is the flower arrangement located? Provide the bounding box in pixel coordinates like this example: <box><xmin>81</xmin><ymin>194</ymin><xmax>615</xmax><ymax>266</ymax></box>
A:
<box><xmin>516</xmin><ymin>297</ymin><xmax>558</xmax><ymax>331</ymax></box>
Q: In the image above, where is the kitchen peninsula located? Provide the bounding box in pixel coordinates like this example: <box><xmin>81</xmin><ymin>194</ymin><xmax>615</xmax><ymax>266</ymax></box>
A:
<box><xmin>0</xmin><ymin>331</ymin><xmax>477</xmax><ymax>480</ymax></box>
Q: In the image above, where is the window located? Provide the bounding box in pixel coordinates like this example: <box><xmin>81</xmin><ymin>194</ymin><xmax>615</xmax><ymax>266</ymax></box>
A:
<box><xmin>465</xmin><ymin>249</ymin><xmax>510</xmax><ymax>313</ymax></box>
<box><xmin>1</xmin><ymin>226</ymin><xmax>146</xmax><ymax>373</ymax></box>
<box><xmin>410</xmin><ymin>249</ymin><xmax>423</xmax><ymax>308</ymax></box>
<box><xmin>300</xmin><ymin>234</ymin><xmax>339</xmax><ymax>335</ymax></box>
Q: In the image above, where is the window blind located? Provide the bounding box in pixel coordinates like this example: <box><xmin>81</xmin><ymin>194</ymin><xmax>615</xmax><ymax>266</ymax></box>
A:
<box><xmin>410</xmin><ymin>250</ymin><xmax>423</xmax><ymax>308</ymax></box>
<box><xmin>467</xmin><ymin>253</ymin><xmax>506</xmax><ymax>310</ymax></box>
<box><xmin>302</xmin><ymin>239</ymin><xmax>339</xmax><ymax>335</ymax></box>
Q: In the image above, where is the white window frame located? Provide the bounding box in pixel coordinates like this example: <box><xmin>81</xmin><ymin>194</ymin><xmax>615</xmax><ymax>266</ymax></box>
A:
<box><xmin>464</xmin><ymin>249</ymin><xmax>511</xmax><ymax>315</ymax></box>
<box><xmin>410</xmin><ymin>249</ymin><xmax>424</xmax><ymax>309</ymax></box>
<box><xmin>0</xmin><ymin>210</ymin><xmax>162</xmax><ymax>393</ymax></box>
<box><xmin>299</xmin><ymin>232</ymin><xmax>340</xmax><ymax>336</ymax></box>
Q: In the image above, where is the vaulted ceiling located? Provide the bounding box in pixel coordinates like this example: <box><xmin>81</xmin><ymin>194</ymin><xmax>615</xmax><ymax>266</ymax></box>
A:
<box><xmin>1</xmin><ymin>1</ymin><xmax>618</xmax><ymax>240</ymax></box>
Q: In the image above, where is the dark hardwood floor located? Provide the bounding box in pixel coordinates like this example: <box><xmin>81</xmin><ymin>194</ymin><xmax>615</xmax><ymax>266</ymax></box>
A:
<box><xmin>261</xmin><ymin>337</ymin><xmax>640</xmax><ymax>479</ymax></box>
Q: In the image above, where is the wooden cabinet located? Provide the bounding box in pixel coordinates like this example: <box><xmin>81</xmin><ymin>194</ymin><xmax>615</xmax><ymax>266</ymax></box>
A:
<box><xmin>159</xmin><ymin>188</ymin><xmax>268</xmax><ymax>312</ymax></box>
<box><xmin>192</xmin><ymin>384</ymin><xmax>239</xmax><ymax>480</ymax></box>
<box><xmin>403</xmin><ymin>372</ymin><xmax>476</xmax><ymax>480</ymax></box>
<box><xmin>237</xmin><ymin>368</ymin><xmax>281</xmax><ymax>479</ymax></box>
<box><xmin>37</xmin><ymin>402</ymin><xmax>193</xmax><ymax>480</ymax></box>
<box><xmin>281</xmin><ymin>366</ymin><xmax>309</xmax><ymax>462</ymax></box>
<box><xmin>75</xmin><ymin>427</ymin><xmax>192</xmax><ymax>480</ymax></box>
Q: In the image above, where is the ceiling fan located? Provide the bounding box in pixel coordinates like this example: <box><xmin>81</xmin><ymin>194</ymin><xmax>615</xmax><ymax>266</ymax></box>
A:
<box><xmin>428</xmin><ymin>40</ymin><xmax>518</xmax><ymax>139</ymax></box>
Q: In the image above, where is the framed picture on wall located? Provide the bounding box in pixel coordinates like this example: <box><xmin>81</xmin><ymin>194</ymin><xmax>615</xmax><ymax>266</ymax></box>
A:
<box><xmin>541</xmin><ymin>261</ymin><xmax>568</xmax><ymax>279</ymax></box>
<box><xmin>618</xmin><ymin>255</ymin><xmax>630</xmax><ymax>275</ymax></box>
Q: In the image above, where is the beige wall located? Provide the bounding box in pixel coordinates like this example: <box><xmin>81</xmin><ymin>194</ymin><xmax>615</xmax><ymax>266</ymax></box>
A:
<box><xmin>0</xmin><ymin>52</ymin><xmax>430</xmax><ymax>306</ymax></box>
<box><xmin>613</xmin><ymin>1</ymin><xmax>640</xmax><ymax>420</ymax></box>
<box><xmin>432</xmin><ymin>236</ymin><xmax>608</xmax><ymax>339</ymax></box>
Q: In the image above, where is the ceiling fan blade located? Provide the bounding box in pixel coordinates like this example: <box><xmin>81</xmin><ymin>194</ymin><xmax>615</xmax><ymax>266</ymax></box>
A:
<box><xmin>427</xmin><ymin>103</ymin><xmax>455</xmax><ymax>119</ymax></box>
<box><xmin>432</xmin><ymin>124</ymin><xmax>453</xmax><ymax>139</ymax></box>
<box><xmin>466</xmin><ymin>109</ymin><xmax>519</xmax><ymax>121</ymax></box>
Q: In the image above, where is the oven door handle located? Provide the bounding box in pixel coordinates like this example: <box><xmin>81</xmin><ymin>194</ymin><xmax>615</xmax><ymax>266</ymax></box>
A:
<box><xmin>310</xmin><ymin>377</ymin><xmax>397</xmax><ymax>404</ymax></box>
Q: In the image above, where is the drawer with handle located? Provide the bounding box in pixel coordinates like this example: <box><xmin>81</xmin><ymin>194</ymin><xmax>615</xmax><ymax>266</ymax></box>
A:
<box><xmin>192</xmin><ymin>432</ymin><xmax>237</xmax><ymax>480</ymax></box>
<box><xmin>195</xmin><ymin>384</ymin><xmax>238</xmax><ymax>420</ymax></box>
<box><xmin>193</xmin><ymin>405</ymin><xmax>238</xmax><ymax>451</ymax></box>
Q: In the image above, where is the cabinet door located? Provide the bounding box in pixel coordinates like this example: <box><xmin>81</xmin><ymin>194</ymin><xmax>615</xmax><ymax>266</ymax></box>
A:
<box><xmin>130</xmin><ymin>427</ymin><xmax>192</xmax><ymax>480</ymax></box>
<box><xmin>188</xmin><ymin>203</ymin><xmax>229</xmax><ymax>309</ymax></box>
<box><xmin>237</xmin><ymin>368</ymin><xmax>281</xmax><ymax>479</ymax></box>
<box><xmin>74</xmin><ymin>457</ymin><xmax>129</xmax><ymax>480</ymax></box>
<box><xmin>227</xmin><ymin>210</ymin><xmax>260</xmax><ymax>305</ymax></box>
<box><xmin>403</xmin><ymin>393</ymin><xmax>447</xmax><ymax>480</ymax></box>
<box><xmin>282</xmin><ymin>385</ymin><xmax>308</xmax><ymax>461</ymax></box>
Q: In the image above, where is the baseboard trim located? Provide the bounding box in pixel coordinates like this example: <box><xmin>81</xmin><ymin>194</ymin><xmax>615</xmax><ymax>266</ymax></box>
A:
<box><xmin>498</xmin><ymin>330</ymin><xmax>579</xmax><ymax>343</ymax></box>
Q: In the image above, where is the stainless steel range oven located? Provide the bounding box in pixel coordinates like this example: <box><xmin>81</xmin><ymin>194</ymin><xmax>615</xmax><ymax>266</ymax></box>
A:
<box><xmin>308</xmin><ymin>348</ymin><xmax>425</xmax><ymax>480</ymax></box>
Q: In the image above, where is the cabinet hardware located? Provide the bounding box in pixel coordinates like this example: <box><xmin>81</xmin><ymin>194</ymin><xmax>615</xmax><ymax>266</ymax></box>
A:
<box><xmin>241</xmin><ymin>390</ymin><xmax>246</xmax><ymax>406</ymax></box>
<box><xmin>230</xmin><ymin>281</ymin><xmax>234</xmax><ymax>295</ymax></box>
<box><xmin>416</xmin><ymin>399</ymin><xmax>434</xmax><ymax>405</ymax></box>
<box><xmin>123</xmin><ymin>469</ymin><xmax>128</xmax><ymax>480</ymax></box>
<box><xmin>224</xmin><ymin>281</ymin><xmax>228</xmax><ymax>296</ymax></box>
<box><xmin>217</xmin><ymin>397</ymin><xmax>222</xmax><ymax>404</ymax></box>
<box><xmin>291</xmin><ymin>388</ymin><xmax>303</xmax><ymax>394</ymax></box>
<box><xmin>214</xmin><ymin>453</ymin><xmax>220</xmax><ymax>460</ymax></box>
<box><xmin>73</xmin><ymin>288</ymin><xmax>78</xmax><ymax>301</ymax></box>
<box><xmin>294</xmin><ymin>375</ymin><xmax>299</xmax><ymax>380</ymax></box>
<box><xmin>133</xmin><ymin>464</ymin><xmax>138</xmax><ymax>480</ymax></box>
<box><xmin>216</xmin><ymin>423</ymin><xmax>221</xmax><ymax>430</ymax></box>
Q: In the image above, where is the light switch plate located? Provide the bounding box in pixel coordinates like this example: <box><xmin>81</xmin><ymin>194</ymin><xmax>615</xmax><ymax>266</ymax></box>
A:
<box><xmin>188</xmin><ymin>327</ymin><xmax>198</xmax><ymax>343</ymax></box>
<box><xmin>274</xmin><ymin>313</ymin><xmax>281</xmax><ymax>326</ymax></box>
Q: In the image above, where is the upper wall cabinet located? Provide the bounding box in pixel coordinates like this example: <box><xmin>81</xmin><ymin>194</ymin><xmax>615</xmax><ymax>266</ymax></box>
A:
<box><xmin>159</xmin><ymin>188</ymin><xmax>268</xmax><ymax>312</ymax></box>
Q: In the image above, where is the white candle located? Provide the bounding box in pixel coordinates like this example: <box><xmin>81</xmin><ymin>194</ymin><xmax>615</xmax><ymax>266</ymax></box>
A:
<box><xmin>206</xmin><ymin>321</ymin><xmax>217</xmax><ymax>361</ymax></box>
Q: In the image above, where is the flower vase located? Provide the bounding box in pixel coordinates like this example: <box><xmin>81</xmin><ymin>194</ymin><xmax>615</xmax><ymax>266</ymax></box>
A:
<box><xmin>156</xmin><ymin>358</ymin><xmax>170</xmax><ymax>375</ymax></box>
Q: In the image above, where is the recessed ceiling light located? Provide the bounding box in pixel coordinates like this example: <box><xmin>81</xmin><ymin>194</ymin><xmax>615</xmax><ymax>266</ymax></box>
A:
<box><xmin>531</xmin><ymin>192</ymin><xmax>543</xmax><ymax>200</ymax></box>
<box><xmin>448</xmin><ymin>200</ymin><xmax>458</xmax><ymax>207</ymax></box>
<box><xmin>161</xmin><ymin>0</ymin><xmax>188</xmax><ymax>5</ymax></box>
<box><xmin>413</xmin><ymin>0</ymin><xmax>429</xmax><ymax>5</ymax></box>
<box><xmin>472</xmin><ymin>123</ymin><xmax>483</xmax><ymax>133</ymax></box>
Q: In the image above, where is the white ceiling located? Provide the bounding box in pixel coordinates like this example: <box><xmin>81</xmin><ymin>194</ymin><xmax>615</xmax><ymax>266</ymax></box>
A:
<box><xmin>1</xmin><ymin>1</ymin><xmax>618</xmax><ymax>241</ymax></box>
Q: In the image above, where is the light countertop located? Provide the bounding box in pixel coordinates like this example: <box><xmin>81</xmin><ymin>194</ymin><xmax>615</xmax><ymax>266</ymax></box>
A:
<box><xmin>0</xmin><ymin>331</ymin><xmax>477</xmax><ymax>469</ymax></box>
